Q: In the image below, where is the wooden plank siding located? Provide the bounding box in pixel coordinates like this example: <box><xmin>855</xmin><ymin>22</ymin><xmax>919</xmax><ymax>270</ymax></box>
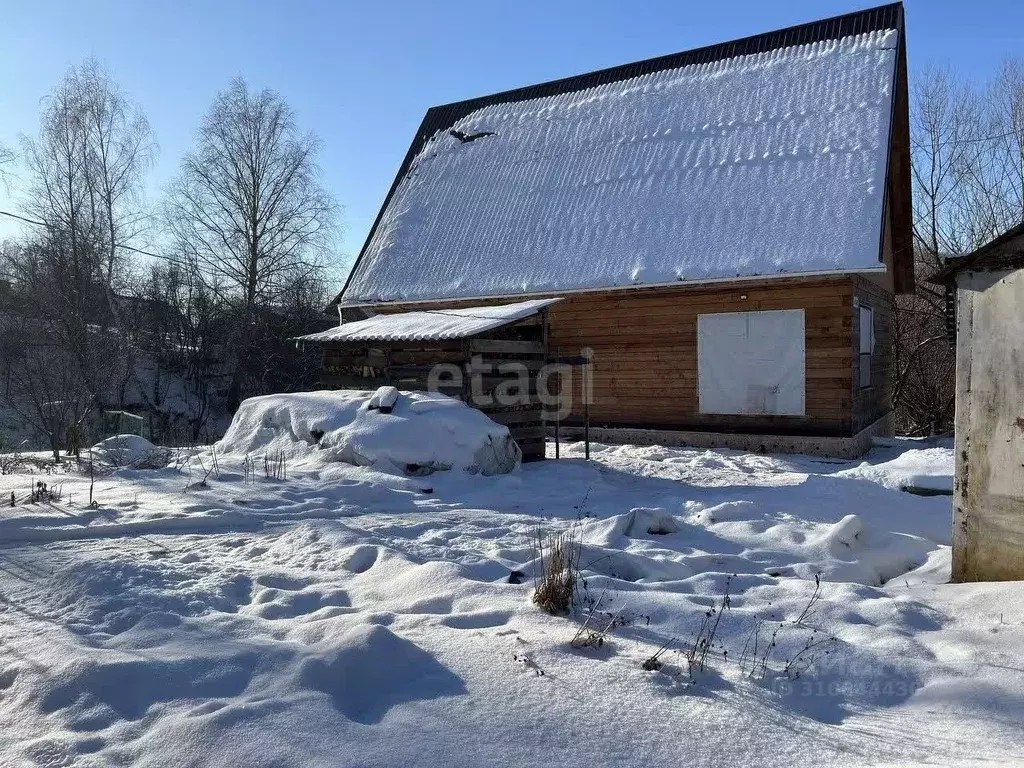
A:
<box><xmin>851</xmin><ymin>276</ymin><xmax>894</xmax><ymax>433</ymax></box>
<box><xmin>334</xmin><ymin>274</ymin><xmax>895</xmax><ymax>439</ymax></box>
<box><xmin>546</xmin><ymin>277</ymin><xmax>858</xmax><ymax>436</ymax></box>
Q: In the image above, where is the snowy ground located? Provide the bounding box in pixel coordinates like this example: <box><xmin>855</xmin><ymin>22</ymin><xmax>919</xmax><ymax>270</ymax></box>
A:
<box><xmin>1</xmin><ymin>437</ymin><xmax>1022</xmax><ymax>766</ymax></box>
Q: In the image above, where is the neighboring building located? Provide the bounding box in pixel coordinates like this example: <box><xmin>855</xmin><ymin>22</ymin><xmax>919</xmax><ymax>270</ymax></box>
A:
<box><xmin>321</xmin><ymin>3</ymin><xmax>914</xmax><ymax>457</ymax></box>
<box><xmin>931</xmin><ymin>224</ymin><xmax>1024</xmax><ymax>582</ymax></box>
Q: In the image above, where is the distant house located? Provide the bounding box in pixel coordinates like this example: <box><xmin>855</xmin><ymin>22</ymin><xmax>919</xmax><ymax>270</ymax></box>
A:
<box><xmin>319</xmin><ymin>3</ymin><xmax>913</xmax><ymax>458</ymax></box>
<box><xmin>931</xmin><ymin>224</ymin><xmax>1024</xmax><ymax>581</ymax></box>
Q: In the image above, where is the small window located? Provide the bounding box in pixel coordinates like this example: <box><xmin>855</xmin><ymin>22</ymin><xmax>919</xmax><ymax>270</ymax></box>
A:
<box><xmin>859</xmin><ymin>306</ymin><xmax>874</xmax><ymax>388</ymax></box>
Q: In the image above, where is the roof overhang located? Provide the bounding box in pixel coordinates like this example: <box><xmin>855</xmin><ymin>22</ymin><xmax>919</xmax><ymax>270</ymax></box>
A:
<box><xmin>297</xmin><ymin>297</ymin><xmax>561</xmax><ymax>343</ymax></box>
<box><xmin>334</xmin><ymin>268</ymin><xmax>886</xmax><ymax>311</ymax></box>
<box><xmin>928</xmin><ymin>222</ymin><xmax>1024</xmax><ymax>285</ymax></box>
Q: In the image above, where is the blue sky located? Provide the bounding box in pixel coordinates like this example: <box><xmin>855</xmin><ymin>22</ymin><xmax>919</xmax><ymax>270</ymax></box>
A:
<box><xmin>2</xmin><ymin>0</ymin><xmax>1021</xmax><ymax>272</ymax></box>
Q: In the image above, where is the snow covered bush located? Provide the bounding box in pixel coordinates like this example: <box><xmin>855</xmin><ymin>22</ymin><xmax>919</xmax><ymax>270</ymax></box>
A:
<box><xmin>90</xmin><ymin>435</ymin><xmax>171</xmax><ymax>469</ymax></box>
<box><xmin>0</xmin><ymin>450</ymin><xmax>26</xmax><ymax>475</ymax></box>
<box><xmin>217</xmin><ymin>390</ymin><xmax>521</xmax><ymax>476</ymax></box>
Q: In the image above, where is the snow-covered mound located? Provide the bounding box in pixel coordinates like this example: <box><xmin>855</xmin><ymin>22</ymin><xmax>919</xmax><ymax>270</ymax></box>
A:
<box><xmin>91</xmin><ymin>435</ymin><xmax>170</xmax><ymax>469</ymax></box>
<box><xmin>835</xmin><ymin>443</ymin><xmax>954</xmax><ymax>493</ymax></box>
<box><xmin>217</xmin><ymin>390</ymin><xmax>521</xmax><ymax>476</ymax></box>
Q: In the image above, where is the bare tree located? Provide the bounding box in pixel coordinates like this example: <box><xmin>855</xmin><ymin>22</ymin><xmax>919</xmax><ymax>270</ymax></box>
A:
<box><xmin>165</xmin><ymin>77</ymin><xmax>337</xmax><ymax>411</ymax></box>
<box><xmin>10</xmin><ymin>60</ymin><xmax>154</xmax><ymax>445</ymax></box>
<box><xmin>80</xmin><ymin>59</ymin><xmax>155</xmax><ymax>294</ymax></box>
<box><xmin>896</xmin><ymin>61</ymin><xmax>1024</xmax><ymax>435</ymax></box>
<box><xmin>0</xmin><ymin>143</ymin><xmax>14</xmax><ymax>190</ymax></box>
<box><xmin>0</xmin><ymin>292</ymin><xmax>94</xmax><ymax>461</ymax></box>
<box><xmin>975</xmin><ymin>59</ymin><xmax>1024</xmax><ymax>232</ymax></box>
<box><xmin>894</xmin><ymin>68</ymin><xmax>976</xmax><ymax>434</ymax></box>
<box><xmin>134</xmin><ymin>260</ymin><xmax>227</xmax><ymax>442</ymax></box>
<box><xmin>21</xmin><ymin>58</ymin><xmax>153</xmax><ymax>303</ymax></box>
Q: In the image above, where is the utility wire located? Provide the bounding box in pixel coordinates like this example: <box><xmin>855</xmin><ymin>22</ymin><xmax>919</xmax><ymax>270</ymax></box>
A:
<box><xmin>0</xmin><ymin>209</ymin><xmax>177</xmax><ymax>262</ymax></box>
<box><xmin>910</xmin><ymin>129</ymin><xmax>1021</xmax><ymax>151</ymax></box>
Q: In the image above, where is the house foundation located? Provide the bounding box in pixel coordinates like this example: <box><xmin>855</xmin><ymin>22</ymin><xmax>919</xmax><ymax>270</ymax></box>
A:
<box><xmin>552</xmin><ymin>413</ymin><xmax>893</xmax><ymax>460</ymax></box>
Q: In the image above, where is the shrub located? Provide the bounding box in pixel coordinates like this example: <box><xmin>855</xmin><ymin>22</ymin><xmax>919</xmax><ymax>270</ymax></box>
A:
<box><xmin>685</xmin><ymin>575</ymin><xmax>733</xmax><ymax>676</ymax></box>
<box><xmin>0</xmin><ymin>451</ymin><xmax>25</xmax><ymax>475</ymax></box>
<box><xmin>532</xmin><ymin>528</ymin><xmax>580</xmax><ymax>615</ymax></box>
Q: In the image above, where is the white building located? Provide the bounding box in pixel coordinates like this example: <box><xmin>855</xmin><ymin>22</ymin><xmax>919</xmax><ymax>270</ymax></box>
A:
<box><xmin>932</xmin><ymin>224</ymin><xmax>1024</xmax><ymax>581</ymax></box>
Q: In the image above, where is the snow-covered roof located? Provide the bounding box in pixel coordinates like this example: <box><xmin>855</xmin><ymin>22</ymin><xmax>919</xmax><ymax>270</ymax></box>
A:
<box><xmin>338</xmin><ymin>5</ymin><xmax>904</xmax><ymax>307</ymax></box>
<box><xmin>297</xmin><ymin>298</ymin><xmax>560</xmax><ymax>343</ymax></box>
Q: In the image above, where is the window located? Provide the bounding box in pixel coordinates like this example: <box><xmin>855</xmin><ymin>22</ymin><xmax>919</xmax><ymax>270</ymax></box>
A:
<box><xmin>697</xmin><ymin>309</ymin><xmax>805</xmax><ymax>416</ymax></box>
<box><xmin>859</xmin><ymin>305</ymin><xmax>874</xmax><ymax>388</ymax></box>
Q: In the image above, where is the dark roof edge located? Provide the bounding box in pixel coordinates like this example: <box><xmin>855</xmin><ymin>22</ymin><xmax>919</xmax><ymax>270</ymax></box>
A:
<box><xmin>330</xmin><ymin>1</ymin><xmax>905</xmax><ymax>309</ymax></box>
<box><xmin>928</xmin><ymin>221</ymin><xmax>1024</xmax><ymax>284</ymax></box>
<box><xmin>427</xmin><ymin>2</ymin><xmax>903</xmax><ymax>113</ymax></box>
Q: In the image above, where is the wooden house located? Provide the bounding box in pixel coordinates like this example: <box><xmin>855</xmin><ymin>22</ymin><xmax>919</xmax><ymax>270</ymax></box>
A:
<box><xmin>931</xmin><ymin>225</ymin><xmax>1024</xmax><ymax>581</ymax></box>
<box><xmin>318</xmin><ymin>3</ymin><xmax>914</xmax><ymax>458</ymax></box>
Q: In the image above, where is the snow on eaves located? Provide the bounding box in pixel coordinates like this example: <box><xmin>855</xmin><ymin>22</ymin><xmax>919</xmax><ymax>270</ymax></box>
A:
<box><xmin>344</xmin><ymin>29</ymin><xmax>898</xmax><ymax>305</ymax></box>
<box><xmin>296</xmin><ymin>297</ymin><xmax>561</xmax><ymax>342</ymax></box>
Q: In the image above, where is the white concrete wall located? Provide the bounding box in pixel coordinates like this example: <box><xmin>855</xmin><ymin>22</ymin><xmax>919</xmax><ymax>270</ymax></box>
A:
<box><xmin>952</xmin><ymin>267</ymin><xmax>1024</xmax><ymax>581</ymax></box>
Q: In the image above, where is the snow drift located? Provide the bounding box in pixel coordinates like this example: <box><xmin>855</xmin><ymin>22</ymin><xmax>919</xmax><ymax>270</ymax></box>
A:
<box><xmin>216</xmin><ymin>390</ymin><xmax>521</xmax><ymax>476</ymax></box>
<box><xmin>835</xmin><ymin>444</ymin><xmax>954</xmax><ymax>493</ymax></box>
<box><xmin>5</xmin><ymin>422</ymin><xmax>1015</xmax><ymax>767</ymax></box>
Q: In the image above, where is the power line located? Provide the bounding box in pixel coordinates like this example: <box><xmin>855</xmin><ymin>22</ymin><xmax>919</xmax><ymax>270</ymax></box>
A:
<box><xmin>910</xmin><ymin>129</ymin><xmax>1021</xmax><ymax>151</ymax></box>
<box><xmin>0</xmin><ymin>209</ymin><xmax>177</xmax><ymax>262</ymax></box>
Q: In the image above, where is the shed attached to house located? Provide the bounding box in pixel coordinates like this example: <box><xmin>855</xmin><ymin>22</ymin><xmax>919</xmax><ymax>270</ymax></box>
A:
<box><xmin>323</xmin><ymin>3</ymin><xmax>915</xmax><ymax>458</ymax></box>
<box><xmin>296</xmin><ymin>299</ymin><xmax>559</xmax><ymax>462</ymax></box>
<box><xmin>931</xmin><ymin>224</ymin><xmax>1024</xmax><ymax>582</ymax></box>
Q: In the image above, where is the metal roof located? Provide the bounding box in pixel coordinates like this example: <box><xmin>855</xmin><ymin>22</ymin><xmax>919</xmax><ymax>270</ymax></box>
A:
<box><xmin>929</xmin><ymin>222</ymin><xmax>1024</xmax><ymax>284</ymax></box>
<box><xmin>330</xmin><ymin>2</ymin><xmax>906</xmax><ymax>309</ymax></box>
<box><xmin>296</xmin><ymin>298</ymin><xmax>561</xmax><ymax>343</ymax></box>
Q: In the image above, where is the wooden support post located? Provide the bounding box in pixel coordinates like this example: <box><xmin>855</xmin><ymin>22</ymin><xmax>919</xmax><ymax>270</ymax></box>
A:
<box><xmin>583</xmin><ymin>347</ymin><xmax>591</xmax><ymax>460</ymax></box>
<box><xmin>584</xmin><ymin>398</ymin><xmax>589</xmax><ymax>460</ymax></box>
<box><xmin>554</xmin><ymin>345</ymin><xmax>560</xmax><ymax>460</ymax></box>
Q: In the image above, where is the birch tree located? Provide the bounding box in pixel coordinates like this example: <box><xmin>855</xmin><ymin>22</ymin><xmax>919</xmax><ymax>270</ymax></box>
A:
<box><xmin>10</xmin><ymin>59</ymin><xmax>154</xmax><ymax>446</ymax></box>
<box><xmin>165</xmin><ymin>77</ymin><xmax>336</xmax><ymax>411</ymax></box>
<box><xmin>21</xmin><ymin>58</ymin><xmax>153</xmax><ymax>305</ymax></box>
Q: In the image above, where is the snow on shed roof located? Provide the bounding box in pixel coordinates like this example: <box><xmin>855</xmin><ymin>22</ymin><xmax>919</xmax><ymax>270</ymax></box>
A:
<box><xmin>338</xmin><ymin>4</ymin><xmax>904</xmax><ymax>307</ymax></box>
<box><xmin>296</xmin><ymin>298</ymin><xmax>560</xmax><ymax>343</ymax></box>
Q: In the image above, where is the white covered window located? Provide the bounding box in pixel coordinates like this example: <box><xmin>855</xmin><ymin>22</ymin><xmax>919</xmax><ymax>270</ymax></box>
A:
<box><xmin>697</xmin><ymin>309</ymin><xmax>805</xmax><ymax>416</ymax></box>
<box><xmin>859</xmin><ymin>305</ymin><xmax>874</xmax><ymax>388</ymax></box>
